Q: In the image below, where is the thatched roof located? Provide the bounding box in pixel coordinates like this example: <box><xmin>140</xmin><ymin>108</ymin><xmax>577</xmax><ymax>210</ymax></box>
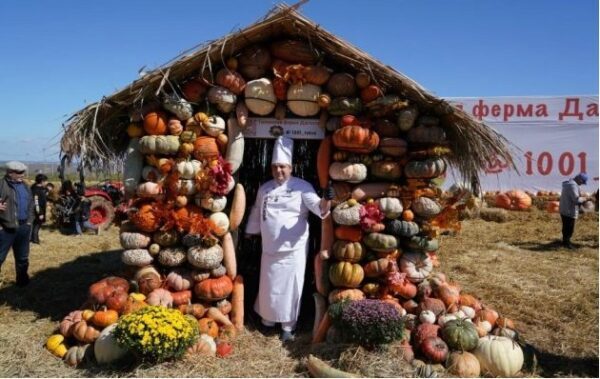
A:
<box><xmin>60</xmin><ymin>4</ymin><xmax>514</xmax><ymax>181</ymax></box>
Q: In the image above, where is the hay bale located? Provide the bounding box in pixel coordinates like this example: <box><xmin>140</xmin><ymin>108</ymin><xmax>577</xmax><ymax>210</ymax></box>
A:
<box><xmin>479</xmin><ymin>207</ymin><xmax>509</xmax><ymax>223</ymax></box>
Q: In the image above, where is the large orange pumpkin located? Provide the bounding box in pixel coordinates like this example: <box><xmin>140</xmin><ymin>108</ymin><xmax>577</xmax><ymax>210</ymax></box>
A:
<box><xmin>495</xmin><ymin>190</ymin><xmax>532</xmax><ymax>211</ymax></box>
<box><xmin>194</xmin><ymin>276</ymin><xmax>234</xmax><ymax>301</ymax></box>
<box><xmin>332</xmin><ymin>125</ymin><xmax>380</xmax><ymax>154</ymax></box>
<box><xmin>143</xmin><ymin>111</ymin><xmax>168</xmax><ymax>135</ymax></box>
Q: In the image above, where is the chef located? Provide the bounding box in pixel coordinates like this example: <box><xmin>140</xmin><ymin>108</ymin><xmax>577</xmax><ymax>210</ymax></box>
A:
<box><xmin>245</xmin><ymin>136</ymin><xmax>333</xmax><ymax>342</ymax></box>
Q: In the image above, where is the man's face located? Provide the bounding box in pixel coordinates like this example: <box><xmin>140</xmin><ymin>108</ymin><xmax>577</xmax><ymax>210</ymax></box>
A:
<box><xmin>271</xmin><ymin>163</ymin><xmax>292</xmax><ymax>184</ymax></box>
<box><xmin>7</xmin><ymin>170</ymin><xmax>25</xmax><ymax>183</ymax></box>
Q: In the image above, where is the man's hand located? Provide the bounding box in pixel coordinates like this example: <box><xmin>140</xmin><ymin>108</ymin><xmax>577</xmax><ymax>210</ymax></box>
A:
<box><xmin>0</xmin><ymin>201</ymin><xmax>6</xmax><ymax>213</ymax></box>
<box><xmin>323</xmin><ymin>182</ymin><xmax>335</xmax><ymax>201</ymax></box>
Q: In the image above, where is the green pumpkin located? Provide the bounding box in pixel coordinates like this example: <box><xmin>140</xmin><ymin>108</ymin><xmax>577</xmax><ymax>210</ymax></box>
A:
<box><xmin>363</xmin><ymin>233</ymin><xmax>398</xmax><ymax>252</ymax></box>
<box><xmin>333</xmin><ymin>241</ymin><xmax>365</xmax><ymax>263</ymax></box>
<box><xmin>442</xmin><ymin>319</ymin><xmax>480</xmax><ymax>352</ymax></box>
<box><xmin>406</xmin><ymin>236</ymin><xmax>439</xmax><ymax>252</ymax></box>
<box><xmin>404</xmin><ymin>158</ymin><xmax>447</xmax><ymax>179</ymax></box>
<box><xmin>384</xmin><ymin>219</ymin><xmax>420</xmax><ymax>237</ymax></box>
<box><xmin>329</xmin><ymin>261</ymin><xmax>364</xmax><ymax>288</ymax></box>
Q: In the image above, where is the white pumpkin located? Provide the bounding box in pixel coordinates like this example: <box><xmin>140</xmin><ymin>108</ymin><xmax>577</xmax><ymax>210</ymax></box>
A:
<box><xmin>122</xmin><ymin>249</ymin><xmax>153</xmax><ymax>267</ymax></box>
<box><xmin>202</xmin><ymin>115</ymin><xmax>226</xmax><ymax>137</ymax></box>
<box><xmin>328</xmin><ymin>162</ymin><xmax>367</xmax><ymax>183</ymax></box>
<box><xmin>287</xmin><ymin>83</ymin><xmax>321</xmax><ymax>116</ymax></box>
<box><xmin>244</xmin><ymin>78</ymin><xmax>276</xmax><ymax>116</ymax></box>
<box><xmin>197</xmin><ymin>195</ymin><xmax>227</xmax><ymax>212</ymax></box>
<box><xmin>473</xmin><ymin>336</ymin><xmax>524</xmax><ymax>377</ymax></box>
<box><xmin>94</xmin><ymin>324</ymin><xmax>128</xmax><ymax>364</ymax></box>
<box><xmin>209</xmin><ymin>212</ymin><xmax>230</xmax><ymax>236</ymax></box>
<box><xmin>460</xmin><ymin>305</ymin><xmax>476</xmax><ymax>319</ymax></box>
<box><xmin>437</xmin><ymin>313</ymin><xmax>458</xmax><ymax>328</ymax></box>
<box><xmin>207</xmin><ymin>86</ymin><xmax>236</xmax><ymax>113</ymax></box>
<box><xmin>177</xmin><ymin>160</ymin><xmax>202</xmax><ymax>179</ymax></box>
<box><xmin>137</xmin><ymin>182</ymin><xmax>161</xmax><ymax>198</ymax></box>
<box><xmin>123</xmin><ymin>138</ymin><xmax>144</xmax><ymax>197</ymax></box>
<box><xmin>198</xmin><ymin>334</ymin><xmax>217</xmax><ymax>356</ymax></box>
<box><xmin>177</xmin><ymin>179</ymin><xmax>197</xmax><ymax>195</ymax></box>
<box><xmin>419</xmin><ymin>310</ymin><xmax>436</xmax><ymax>324</ymax></box>
<box><xmin>399</xmin><ymin>251</ymin><xmax>433</xmax><ymax>283</ymax></box>
<box><xmin>141</xmin><ymin>165</ymin><xmax>161</xmax><ymax>182</ymax></box>
<box><xmin>476</xmin><ymin>320</ymin><xmax>493</xmax><ymax>333</ymax></box>
<box><xmin>378</xmin><ymin>197</ymin><xmax>403</xmax><ymax>219</ymax></box>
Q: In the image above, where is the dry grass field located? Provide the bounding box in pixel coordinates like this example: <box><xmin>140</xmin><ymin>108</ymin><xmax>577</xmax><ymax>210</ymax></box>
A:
<box><xmin>0</xmin><ymin>209</ymin><xmax>597</xmax><ymax>377</ymax></box>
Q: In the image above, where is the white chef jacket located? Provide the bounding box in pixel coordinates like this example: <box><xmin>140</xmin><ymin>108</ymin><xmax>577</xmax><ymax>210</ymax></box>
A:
<box><xmin>245</xmin><ymin>176</ymin><xmax>327</xmax><ymax>323</ymax></box>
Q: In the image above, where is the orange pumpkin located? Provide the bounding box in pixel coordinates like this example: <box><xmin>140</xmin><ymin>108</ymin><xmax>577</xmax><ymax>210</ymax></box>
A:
<box><xmin>198</xmin><ymin>317</ymin><xmax>219</xmax><ymax>338</ymax></box>
<box><xmin>171</xmin><ymin>290</ymin><xmax>192</xmax><ymax>306</ymax></box>
<box><xmin>334</xmin><ymin>226</ymin><xmax>363</xmax><ymax>242</ymax></box>
<box><xmin>143</xmin><ymin>111</ymin><xmax>168</xmax><ymax>135</ymax></box>
<box><xmin>360</xmin><ymin>84</ymin><xmax>383</xmax><ymax>104</ymax></box>
<box><xmin>216</xmin><ymin>68</ymin><xmax>246</xmax><ymax>95</ymax></box>
<box><xmin>475</xmin><ymin>308</ymin><xmax>499</xmax><ymax>326</ymax></box>
<box><xmin>459</xmin><ymin>293</ymin><xmax>482</xmax><ymax>311</ymax></box>
<box><xmin>193</xmin><ymin>136</ymin><xmax>220</xmax><ymax>160</ymax></box>
<box><xmin>194</xmin><ymin>276</ymin><xmax>234</xmax><ymax>301</ymax></box>
<box><xmin>495</xmin><ymin>190</ymin><xmax>532</xmax><ymax>211</ymax></box>
<box><xmin>91</xmin><ymin>308</ymin><xmax>118</xmax><ymax>328</ymax></box>
<box><xmin>332</xmin><ymin>125</ymin><xmax>380</xmax><ymax>154</ymax></box>
<box><xmin>182</xmin><ymin>79</ymin><xmax>207</xmax><ymax>102</ymax></box>
<box><xmin>122</xmin><ymin>297</ymin><xmax>148</xmax><ymax>315</ymax></box>
<box><xmin>178</xmin><ymin>303</ymin><xmax>207</xmax><ymax>319</ymax></box>
<box><xmin>546</xmin><ymin>200</ymin><xmax>559</xmax><ymax>213</ymax></box>
<box><xmin>402</xmin><ymin>210</ymin><xmax>414</xmax><ymax>221</ymax></box>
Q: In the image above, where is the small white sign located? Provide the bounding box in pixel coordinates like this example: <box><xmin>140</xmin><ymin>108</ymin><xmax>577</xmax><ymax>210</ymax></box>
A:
<box><xmin>243</xmin><ymin>117</ymin><xmax>324</xmax><ymax>140</ymax></box>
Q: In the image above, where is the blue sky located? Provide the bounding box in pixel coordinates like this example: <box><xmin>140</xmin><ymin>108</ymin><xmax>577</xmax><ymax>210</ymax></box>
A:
<box><xmin>0</xmin><ymin>0</ymin><xmax>597</xmax><ymax>162</ymax></box>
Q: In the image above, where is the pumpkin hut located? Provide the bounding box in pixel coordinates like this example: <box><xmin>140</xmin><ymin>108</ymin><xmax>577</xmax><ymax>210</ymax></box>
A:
<box><xmin>56</xmin><ymin>4</ymin><xmax>520</xmax><ymax>374</ymax></box>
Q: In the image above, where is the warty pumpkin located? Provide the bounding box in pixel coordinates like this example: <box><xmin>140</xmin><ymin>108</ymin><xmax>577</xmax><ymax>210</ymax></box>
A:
<box><xmin>158</xmin><ymin>247</ymin><xmax>187</xmax><ymax>267</ymax></box>
<box><xmin>327</xmin><ymin>288</ymin><xmax>365</xmax><ymax>303</ymax></box>
<box><xmin>332</xmin><ymin>125</ymin><xmax>380</xmax><ymax>154</ymax></box>
<box><xmin>119</xmin><ymin>232</ymin><xmax>151</xmax><ymax>249</ymax></box>
<box><xmin>122</xmin><ymin>249</ymin><xmax>153</xmax><ymax>267</ymax></box>
<box><xmin>187</xmin><ymin>244</ymin><xmax>224</xmax><ymax>270</ymax></box>
<box><xmin>412</xmin><ymin>197</ymin><xmax>442</xmax><ymax>218</ymax></box>
<box><xmin>332</xmin><ymin>199</ymin><xmax>362</xmax><ymax>226</ymax></box>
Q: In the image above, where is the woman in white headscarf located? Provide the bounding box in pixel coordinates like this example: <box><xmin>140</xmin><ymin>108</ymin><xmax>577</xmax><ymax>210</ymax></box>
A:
<box><xmin>245</xmin><ymin>136</ymin><xmax>333</xmax><ymax>341</ymax></box>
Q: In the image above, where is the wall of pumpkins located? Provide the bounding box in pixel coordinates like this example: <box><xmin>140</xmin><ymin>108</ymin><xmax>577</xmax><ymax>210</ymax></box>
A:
<box><xmin>45</xmin><ymin>37</ymin><xmax>524</xmax><ymax>376</ymax></box>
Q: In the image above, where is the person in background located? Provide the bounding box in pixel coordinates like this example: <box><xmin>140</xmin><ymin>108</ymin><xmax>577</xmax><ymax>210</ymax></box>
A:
<box><xmin>559</xmin><ymin>172</ymin><xmax>588</xmax><ymax>249</ymax></box>
<box><xmin>75</xmin><ymin>197</ymin><xmax>99</xmax><ymax>236</ymax></box>
<box><xmin>245</xmin><ymin>136</ymin><xmax>334</xmax><ymax>342</ymax></box>
<box><xmin>30</xmin><ymin>174</ymin><xmax>49</xmax><ymax>244</ymax></box>
<box><xmin>0</xmin><ymin>161</ymin><xmax>34</xmax><ymax>287</ymax></box>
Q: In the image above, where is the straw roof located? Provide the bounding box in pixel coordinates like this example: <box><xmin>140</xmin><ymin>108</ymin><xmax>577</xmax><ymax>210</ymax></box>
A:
<box><xmin>60</xmin><ymin>4</ymin><xmax>514</xmax><ymax>181</ymax></box>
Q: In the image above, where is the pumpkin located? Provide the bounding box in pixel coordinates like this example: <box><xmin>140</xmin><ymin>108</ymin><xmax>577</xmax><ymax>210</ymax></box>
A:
<box><xmin>166</xmin><ymin>269</ymin><xmax>193</xmax><ymax>291</ymax></box>
<box><xmin>171</xmin><ymin>290</ymin><xmax>192</xmax><ymax>306</ymax></box>
<box><xmin>94</xmin><ymin>323</ymin><xmax>128</xmax><ymax>364</ymax></box>
<box><xmin>328</xmin><ymin>97</ymin><xmax>362</xmax><ymax>116</ymax></box>
<box><xmin>139</xmin><ymin>135</ymin><xmax>180</xmax><ymax>155</ymax></box>
<box><xmin>329</xmin><ymin>261</ymin><xmax>364</xmax><ymax>288</ymax></box>
<box><xmin>121</xmin><ymin>296</ymin><xmax>148</xmax><ymax>315</ymax></box>
<box><xmin>202</xmin><ymin>115</ymin><xmax>226</xmax><ymax>137</ymax></box>
<box><xmin>207</xmin><ymin>86</ymin><xmax>237</xmax><ymax>113</ymax></box>
<box><xmin>378</xmin><ymin>138</ymin><xmax>407</xmax><ymax>157</ymax></box>
<box><xmin>198</xmin><ymin>317</ymin><xmax>219</xmax><ymax>338</ymax></box>
<box><xmin>210</xmin><ymin>264</ymin><xmax>227</xmax><ymax>278</ymax></box>
<box><xmin>194</xmin><ymin>276</ymin><xmax>233</xmax><ymax>301</ymax></box>
<box><xmin>287</xmin><ymin>83</ymin><xmax>321</xmax><ymax>116</ymax></box>
<box><xmin>363</xmin><ymin>233</ymin><xmax>398</xmax><ymax>253</ymax></box>
<box><xmin>417</xmin><ymin>297</ymin><xmax>446</xmax><ymax>317</ymax></box>
<box><xmin>168</xmin><ymin>119</ymin><xmax>184</xmax><ymax>136</ymax></box>
<box><xmin>123</xmin><ymin>138</ymin><xmax>144</xmax><ymax>196</ymax></box>
<box><xmin>370</xmin><ymin>161</ymin><xmax>402</xmax><ymax>180</ymax></box>
<box><xmin>244</xmin><ymin>78</ymin><xmax>277</xmax><ymax>116</ymax></box>
<box><xmin>158</xmin><ymin>247</ymin><xmax>187</xmax><ymax>267</ymax></box>
<box><xmin>187</xmin><ymin>334</ymin><xmax>216</xmax><ymax>356</ymax></box>
<box><xmin>178</xmin><ymin>303</ymin><xmax>207</xmax><ymax>319</ymax></box>
<box><xmin>363</xmin><ymin>258</ymin><xmax>389</xmax><ymax>278</ymax></box>
<box><xmin>413</xmin><ymin>323</ymin><xmax>441</xmax><ymax>350</ymax></box>
<box><xmin>270</xmin><ymin>39</ymin><xmax>318</xmax><ymax>64</ymax></box>
<box><xmin>447</xmin><ymin>351</ymin><xmax>481</xmax><ymax>378</ymax></box>
<box><xmin>135</xmin><ymin>266</ymin><xmax>162</xmax><ymax>295</ymax></box>
<box><xmin>546</xmin><ymin>200</ymin><xmax>560</xmax><ymax>213</ymax></box>
<box><xmin>209</xmin><ymin>212</ymin><xmax>230</xmax><ymax>236</ymax></box>
<box><xmin>122</xmin><ymin>249</ymin><xmax>153</xmax><ymax>267</ymax></box>
<box><xmin>328</xmin><ymin>162</ymin><xmax>368</xmax><ymax>183</ymax></box>
<box><xmin>473</xmin><ymin>335</ymin><xmax>524</xmax><ymax>377</ymax></box>
<box><xmin>143</xmin><ymin>111</ymin><xmax>168</xmax><ymax>135</ymax></box>
<box><xmin>402</xmin><ymin>210</ymin><xmax>414</xmax><ymax>221</ymax></box>
<box><xmin>397</xmin><ymin>107</ymin><xmax>419</xmax><ymax>131</ymax></box>
<box><xmin>136</xmin><ymin>182</ymin><xmax>161</xmax><ymax>198</ymax></box>
<box><xmin>216</xmin><ymin>68</ymin><xmax>246</xmax><ymax>95</ymax></box>
<box><xmin>405</xmin><ymin>158</ymin><xmax>447</xmax><ymax>179</ymax></box>
<box><xmin>399</xmin><ymin>252</ymin><xmax>432</xmax><ymax>283</ymax></box>
<box><xmin>177</xmin><ymin>160</ymin><xmax>202</xmax><ymax>179</ymax></box>
<box><xmin>361</xmin><ymin>84</ymin><xmax>383</xmax><ymax>104</ymax></box>
<box><xmin>436</xmin><ymin>283</ymin><xmax>461</xmax><ymax>308</ymax></box>
<box><xmin>495</xmin><ymin>190</ymin><xmax>532</xmax><ymax>210</ymax></box>
<box><xmin>88</xmin><ymin>277</ymin><xmax>130</xmax><ymax>305</ymax></box>
<box><xmin>72</xmin><ymin>320</ymin><xmax>100</xmax><ymax>343</ymax></box>
<box><xmin>46</xmin><ymin>334</ymin><xmax>68</xmax><ymax>358</ymax></box>
<box><xmin>64</xmin><ymin>344</ymin><xmax>92</xmax><ymax>367</ymax></box>
<box><xmin>373</xmin><ymin>118</ymin><xmax>400</xmax><ymax>138</ymax></box>
<box><xmin>334</xmin><ymin>225</ymin><xmax>363</xmax><ymax>242</ymax></box>
<box><xmin>152</xmin><ymin>229</ymin><xmax>178</xmax><ymax>247</ymax></box>
<box><xmin>182</xmin><ymin>79</ymin><xmax>207</xmax><ymax>102</ymax></box>
<box><xmin>332</xmin><ymin>240</ymin><xmax>365</xmax><ymax>263</ymax></box>
<box><xmin>421</xmin><ymin>337</ymin><xmax>449</xmax><ymax>363</ymax></box>
<box><xmin>91</xmin><ymin>308</ymin><xmax>118</xmax><ymax>328</ymax></box>
<box><xmin>238</xmin><ymin>45</ymin><xmax>272</xmax><ymax>79</ymax></box>
<box><xmin>327</xmin><ymin>288</ymin><xmax>365</xmax><ymax>304</ymax></box>
<box><xmin>378</xmin><ymin>197</ymin><xmax>403</xmax><ymax>219</ymax></box>
<box><xmin>326</xmin><ymin>73</ymin><xmax>357</xmax><ymax>97</ymax></box>
<box><xmin>332</xmin><ymin>125</ymin><xmax>379</xmax><ymax>154</ymax></box>
<box><xmin>59</xmin><ymin>310</ymin><xmax>83</xmax><ymax>337</ymax></box>
<box><xmin>407</xmin><ymin>124</ymin><xmax>446</xmax><ymax>144</ymax></box>
<box><xmin>419</xmin><ymin>310</ymin><xmax>437</xmax><ymax>325</ymax></box>
<box><xmin>442</xmin><ymin>319</ymin><xmax>480</xmax><ymax>351</ymax></box>
<box><xmin>146</xmin><ymin>288</ymin><xmax>173</xmax><ymax>307</ymax></box>
<box><xmin>354</xmin><ymin>72</ymin><xmax>370</xmax><ymax>89</ymax></box>
<box><xmin>384</xmin><ymin>219</ymin><xmax>419</xmax><ymax>237</ymax></box>
<box><xmin>193</xmin><ymin>136</ymin><xmax>220</xmax><ymax>160</ymax></box>
<box><xmin>406</xmin><ymin>236</ymin><xmax>439</xmax><ymax>252</ymax></box>
<box><xmin>81</xmin><ymin>309</ymin><xmax>95</xmax><ymax>322</ymax></box>
<box><xmin>304</xmin><ymin>64</ymin><xmax>332</xmax><ymax>86</ymax></box>
<box><xmin>476</xmin><ymin>308</ymin><xmax>500</xmax><ymax>326</ymax></box>
<box><xmin>412</xmin><ymin>197</ymin><xmax>442</xmax><ymax>218</ymax></box>
<box><xmin>126</xmin><ymin>123</ymin><xmax>144</xmax><ymax>138</ymax></box>
<box><xmin>332</xmin><ymin>199</ymin><xmax>362</xmax><ymax>226</ymax></box>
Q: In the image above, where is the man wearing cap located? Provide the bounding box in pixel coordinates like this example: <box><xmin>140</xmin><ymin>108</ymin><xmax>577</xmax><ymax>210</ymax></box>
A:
<box><xmin>245</xmin><ymin>136</ymin><xmax>334</xmax><ymax>342</ymax></box>
<box><xmin>559</xmin><ymin>172</ymin><xmax>588</xmax><ymax>249</ymax></box>
<box><xmin>0</xmin><ymin>161</ymin><xmax>35</xmax><ymax>286</ymax></box>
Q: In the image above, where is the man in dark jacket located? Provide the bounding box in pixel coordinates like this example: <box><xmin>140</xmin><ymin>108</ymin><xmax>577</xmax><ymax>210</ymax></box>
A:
<box><xmin>0</xmin><ymin>161</ymin><xmax>35</xmax><ymax>286</ymax></box>
<box><xmin>30</xmin><ymin>173</ymin><xmax>49</xmax><ymax>244</ymax></box>
<box><xmin>559</xmin><ymin>172</ymin><xmax>588</xmax><ymax>249</ymax></box>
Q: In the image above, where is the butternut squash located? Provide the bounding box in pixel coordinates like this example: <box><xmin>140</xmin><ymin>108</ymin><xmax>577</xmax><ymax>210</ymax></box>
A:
<box><xmin>312</xmin><ymin>293</ymin><xmax>326</xmax><ymax>342</ymax></box>
<box><xmin>229</xmin><ymin>183</ymin><xmax>246</xmax><ymax>231</ymax></box>
<box><xmin>225</xmin><ymin>117</ymin><xmax>244</xmax><ymax>174</ymax></box>
<box><xmin>317</xmin><ymin>136</ymin><xmax>332</xmax><ymax>189</ymax></box>
<box><xmin>207</xmin><ymin>307</ymin><xmax>233</xmax><ymax>326</ymax></box>
<box><xmin>314</xmin><ymin>253</ymin><xmax>330</xmax><ymax>297</ymax></box>
<box><xmin>319</xmin><ymin>215</ymin><xmax>334</xmax><ymax>259</ymax></box>
<box><xmin>231</xmin><ymin>275</ymin><xmax>244</xmax><ymax>331</ymax></box>
<box><xmin>222</xmin><ymin>232</ymin><xmax>237</xmax><ymax>279</ymax></box>
<box><xmin>312</xmin><ymin>312</ymin><xmax>332</xmax><ymax>344</ymax></box>
<box><xmin>307</xmin><ymin>354</ymin><xmax>359</xmax><ymax>378</ymax></box>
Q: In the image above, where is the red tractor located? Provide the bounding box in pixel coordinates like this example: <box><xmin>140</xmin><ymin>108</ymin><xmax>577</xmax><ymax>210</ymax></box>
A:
<box><xmin>54</xmin><ymin>156</ymin><xmax>126</xmax><ymax>231</ymax></box>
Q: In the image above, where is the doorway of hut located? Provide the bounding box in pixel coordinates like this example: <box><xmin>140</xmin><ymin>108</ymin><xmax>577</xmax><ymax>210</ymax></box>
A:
<box><xmin>235</xmin><ymin>137</ymin><xmax>322</xmax><ymax>334</ymax></box>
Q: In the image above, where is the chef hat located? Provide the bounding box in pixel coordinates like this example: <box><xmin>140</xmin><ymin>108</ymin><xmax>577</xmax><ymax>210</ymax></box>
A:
<box><xmin>272</xmin><ymin>136</ymin><xmax>294</xmax><ymax>166</ymax></box>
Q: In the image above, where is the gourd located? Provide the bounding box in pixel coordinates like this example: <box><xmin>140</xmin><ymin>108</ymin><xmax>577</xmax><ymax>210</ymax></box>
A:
<box><xmin>244</xmin><ymin>78</ymin><xmax>277</xmax><ymax>116</ymax></box>
<box><xmin>201</xmin><ymin>115</ymin><xmax>226</xmax><ymax>137</ymax></box>
<box><xmin>313</xmin><ymin>293</ymin><xmax>327</xmax><ymax>340</ymax></box>
<box><xmin>334</xmin><ymin>226</ymin><xmax>363</xmax><ymax>242</ymax></box>
<box><xmin>332</xmin><ymin>200</ymin><xmax>362</xmax><ymax>226</ymax></box>
<box><xmin>326</xmin><ymin>73</ymin><xmax>358</xmax><ymax>97</ymax></box>
<box><xmin>72</xmin><ymin>321</ymin><xmax>100</xmax><ymax>343</ymax></box>
<box><xmin>153</xmin><ymin>229</ymin><xmax>179</xmax><ymax>247</ymax></box>
<box><xmin>327</xmin><ymin>288</ymin><xmax>365</xmax><ymax>304</ymax></box>
<box><xmin>177</xmin><ymin>160</ymin><xmax>202</xmax><ymax>179</ymax></box>
<box><xmin>236</xmin><ymin>100</ymin><xmax>249</xmax><ymax>128</ymax></box>
<box><xmin>442</xmin><ymin>319</ymin><xmax>480</xmax><ymax>351</ymax></box>
<box><xmin>363</xmin><ymin>233</ymin><xmax>398</xmax><ymax>253</ymax></box>
<box><xmin>314</xmin><ymin>254</ymin><xmax>330</xmax><ymax>296</ymax></box>
<box><xmin>412</xmin><ymin>197</ymin><xmax>442</xmax><ymax>218</ymax></box>
<box><xmin>473</xmin><ymin>336</ymin><xmax>524</xmax><ymax>377</ymax></box>
<box><xmin>363</xmin><ymin>258</ymin><xmax>389</xmax><ymax>278</ymax></box>
<box><xmin>379</xmin><ymin>138</ymin><xmax>407</xmax><ymax>157</ymax></box>
<box><xmin>121</xmin><ymin>296</ymin><xmax>148</xmax><ymax>314</ymax></box>
<box><xmin>139</xmin><ymin>135</ymin><xmax>180</xmax><ymax>155</ymax></box>
<box><xmin>399</xmin><ymin>252</ymin><xmax>433</xmax><ymax>283</ymax></box>
<box><xmin>166</xmin><ymin>269</ymin><xmax>193</xmax><ymax>291</ymax></box>
<box><xmin>329</xmin><ymin>261</ymin><xmax>364</xmax><ymax>288</ymax></box>
<box><xmin>198</xmin><ymin>195</ymin><xmax>227</xmax><ymax>212</ymax></box>
<box><xmin>332</xmin><ymin>240</ymin><xmax>364</xmax><ymax>263</ymax></box>
<box><xmin>207</xmin><ymin>86</ymin><xmax>237</xmax><ymax>113</ymax></box>
<box><xmin>406</xmin><ymin>236</ymin><xmax>439</xmax><ymax>252</ymax></box>
<box><xmin>378</xmin><ymin>197</ymin><xmax>403</xmax><ymax>219</ymax></box>
<box><xmin>317</xmin><ymin>137</ymin><xmax>332</xmax><ymax>189</ymax></box>
<box><xmin>123</xmin><ymin>138</ymin><xmax>144</xmax><ymax>197</ymax></box>
<box><xmin>91</xmin><ymin>308</ymin><xmax>118</xmax><ymax>328</ymax></box>
<box><xmin>421</xmin><ymin>337</ymin><xmax>449</xmax><ymax>364</ymax></box>
<box><xmin>270</xmin><ymin>39</ymin><xmax>318</xmax><ymax>65</ymax></box>
<box><xmin>178</xmin><ymin>303</ymin><xmax>206</xmax><ymax>319</ymax></box>
<box><xmin>229</xmin><ymin>184</ymin><xmax>246</xmax><ymax>231</ymax></box>
<box><xmin>198</xmin><ymin>317</ymin><xmax>220</xmax><ymax>338</ymax></box>
<box><xmin>122</xmin><ymin>249</ymin><xmax>153</xmax><ymax>266</ymax></box>
<box><xmin>407</xmin><ymin>124</ymin><xmax>446</xmax><ymax>144</ymax></box>
<box><xmin>126</xmin><ymin>123</ymin><xmax>143</xmax><ymax>138</ymax></box>
<box><xmin>146</xmin><ymin>288</ymin><xmax>173</xmax><ymax>307</ymax></box>
<box><xmin>320</xmin><ymin>215</ymin><xmax>334</xmax><ymax>261</ymax></box>
<box><xmin>215</xmin><ymin>68</ymin><xmax>246</xmax><ymax>95</ymax></box>
<box><xmin>370</xmin><ymin>161</ymin><xmax>402</xmax><ymax>180</ymax></box>
<box><xmin>221</xmin><ymin>232</ymin><xmax>237</xmax><ymax>279</ymax></box>
<box><xmin>187</xmin><ymin>334</ymin><xmax>217</xmax><ymax>356</ymax></box>
<box><xmin>136</xmin><ymin>182</ymin><xmax>161</xmax><ymax>198</ymax></box>
<box><xmin>187</xmin><ymin>245</ymin><xmax>223</xmax><ymax>270</ymax></box>
<box><xmin>64</xmin><ymin>344</ymin><xmax>92</xmax><ymax>367</ymax></box>
<box><xmin>306</xmin><ymin>354</ymin><xmax>359</xmax><ymax>378</ymax></box>
<box><xmin>168</xmin><ymin>119</ymin><xmax>184</xmax><ymax>136</ymax></box>
<box><xmin>46</xmin><ymin>334</ymin><xmax>68</xmax><ymax>358</ymax></box>
<box><xmin>193</xmin><ymin>136</ymin><xmax>220</xmax><ymax>160</ymax></box>
<box><xmin>209</xmin><ymin>212</ymin><xmax>230</xmax><ymax>236</ymax></box>
<box><xmin>225</xmin><ymin>117</ymin><xmax>245</xmax><ymax>174</ymax></box>
<box><xmin>94</xmin><ymin>324</ymin><xmax>128</xmax><ymax>364</ymax></box>
<box><xmin>158</xmin><ymin>247</ymin><xmax>187</xmax><ymax>267</ymax></box>
<box><xmin>328</xmin><ymin>162</ymin><xmax>367</xmax><ymax>183</ymax></box>
<box><xmin>447</xmin><ymin>351</ymin><xmax>481</xmax><ymax>378</ymax></box>
<box><xmin>176</xmin><ymin>179</ymin><xmax>197</xmax><ymax>196</ymax></box>
<box><xmin>384</xmin><ymin>219</ymin><xmax>419</xmax><ymax>237</ymax></box>
<box><xmin>143</xmin><ymin>111</ymin><xmax>168</xmax><ymax>135</ymax></box>
<box><xmin>332</xmin><ymin>125</ymin><xmax>379</xmax><ymax>154</ymax></box>
<box><xmin>231</xmin><ymin>275</ymin><xmax>244</xmax><ymax>331</ymax></box>
<box><xmin>194</xmin><ymin>275</ymin><xmax>234</xmax><ymax>300</ymax></box>
<box><xmin>119</xmin><ymin>232</ymin><xmax>151</xmax><ymax>249</ymax></box>
<box><xmin>405</xmin><ymin>158</ymin><xmax>446</xmax><ymax>179</ymax></box>
<box><xmin>171</xmin><ymin>290</ymin><xmax>192</xmax><ymax>306</ymax></box>
<box><xmin>287</xmin><ymin>83</ymin><xmax>321</xmax><ymax>116</ymax></box>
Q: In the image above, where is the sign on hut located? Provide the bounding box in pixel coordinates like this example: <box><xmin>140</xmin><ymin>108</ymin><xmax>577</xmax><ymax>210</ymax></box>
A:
<box><xmin>54</xmin><ymin>4</ymin><xmax>522</xmax><ymax>376</ymax></box>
